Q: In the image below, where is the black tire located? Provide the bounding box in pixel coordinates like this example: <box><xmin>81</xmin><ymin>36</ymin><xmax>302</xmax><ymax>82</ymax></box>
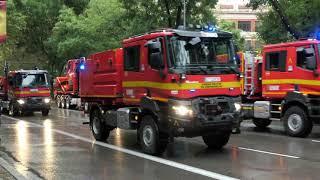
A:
<box><xmin>90</xmin><ymin>109</ymin><xmax>110</xmax><ymax>141</ymax></box>
<box><xmin>283</xmin><ymin>106</ymin><xmax>312</xmax><ymax>138</ymax></box>
<box><xmin>42</xmin><ymin>109</ymin><xmax>49</xmax><ymax>116</ymax></box>
<box><xmin>202</xmin><ymin>132</ymin><xmax>231</xmax><ymax>149</ymax></box>
<box><xmin>139</xmin><ymin>115</ymin><xmax>168</xmax><ymax>155</ymax></box>
<box><xmin>56</xmin><ymin>95</ymin><xmax>62</xmax><ymax>108</ymax></box>
<box><xmin>66</xmin><ymin>97</ymin><xmax>70</xmax><ymax>109</ymax></box>
<box><xmin>253</xmin><ymin>118</ymin><xmax>272</xmax><ymax>128</ymax></box>
<box><xmin>61</xmin><ymin>97</ymin><xmax>66</xmax><ymax>109</ymax></box>
<box><xmin>9</xmin><ymin>103</ymin><xmax>18</xmax><ymax>117</ymax></box>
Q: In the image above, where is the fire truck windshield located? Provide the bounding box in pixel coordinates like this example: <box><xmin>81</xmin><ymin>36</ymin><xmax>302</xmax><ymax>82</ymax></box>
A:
<box><xmin>168</xmin><ymin>36</ymin><xmax>238</xmax><ymax>75</ymax></box>
<box><xmin>16</xmin><ymin>73</ymin><xmax>49</xmax><ymax>88</ymax></box>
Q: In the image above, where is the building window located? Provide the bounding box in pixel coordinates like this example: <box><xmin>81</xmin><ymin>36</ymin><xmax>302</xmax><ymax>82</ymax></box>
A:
<box><xmin>238</xmin><ymin>5</ymin><xmax>250</xmax><ymax>10</ymax></box>
<box><xmin>265</xmin><ymin>51</ymin><xmax>287</xmax><ymax>72</ymax></box>
<box><xmin>238</xmin><ymin>21</ymin><xmax>251</xmax><ymax>32</ymax></box>
<box><xmin>124</xmin><ymin>46</ymin><xmax>140</xmax><ymax>71</ymax></box>
<box><xmin>220</xmin><ymin>5</ymin><xmax>234</xmax><ymax>9</ymax></box>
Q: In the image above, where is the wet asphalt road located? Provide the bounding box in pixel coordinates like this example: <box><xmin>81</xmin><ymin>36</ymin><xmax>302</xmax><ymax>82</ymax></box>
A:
<box><xmin>0</xmin><ymin>108</ymin><xmax>320</xmax><ymax>180</ymax></box>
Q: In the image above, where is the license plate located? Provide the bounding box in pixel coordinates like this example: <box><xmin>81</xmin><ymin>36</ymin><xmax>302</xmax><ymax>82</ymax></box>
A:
<box><xmin>30</xmin><ymin>89</ymin><xmax>39</xmax><ymax>92</ymax></box>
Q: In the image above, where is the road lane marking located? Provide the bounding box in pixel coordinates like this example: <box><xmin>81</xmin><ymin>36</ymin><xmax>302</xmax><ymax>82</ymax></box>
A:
<box><xmin>3</xmin><ymin>115</ymin><xmax>239</xmax><ymax>180</ymax></box>
<box><xmin>312</xmin><ymin>140</ymin><xmax>320</xmax><ymax>143</ymax></box>
<box><xmin>0</xmin><ymin>158</ymin><xmax>27</xmax><ymax>180</ymax></box>
<box><xmin>238</xmin><ymin>147</ymin><xmax>300</xmax><ymax>159</ymax></box>
<box><xmin>52</xmin><ymin>107</ymin><xmax>81</xmax><ymax>113</ymax></box>
<box><xmin>56</xmin><ymin>115</ymin><xmax>88</xmax><ymax>121</ymax></box>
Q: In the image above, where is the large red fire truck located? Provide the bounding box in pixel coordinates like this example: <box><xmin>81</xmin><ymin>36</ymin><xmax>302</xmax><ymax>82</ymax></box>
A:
<box><xmin>79</xmin><ymin>27</ymin><xmax>242</xmax><ymax>154</ymax></box>
<box><xmin>0</xmin><ymin>65</ymin><xmax>51</xmax><ymax>116</ymax></box>
<box><xmin>54</xmin><ymin>59</ymin><xmax>81</xmax><ymax>109</ymax></box>
<box><xmin>242</xmin><ymin>39</ymin><xmax>320</xmax><ymax>137</ymax></box>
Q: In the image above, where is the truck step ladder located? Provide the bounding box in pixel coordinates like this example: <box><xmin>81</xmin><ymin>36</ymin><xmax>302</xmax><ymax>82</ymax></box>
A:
<box><xmin>243</xmin><ymin>52</ymin><xmax>256</xmax><ymax>96</ymax></box>
<box><xmin>270</xmin><ymin>103</ymin><xmax>282</xmax><ymax>120</ymax></box>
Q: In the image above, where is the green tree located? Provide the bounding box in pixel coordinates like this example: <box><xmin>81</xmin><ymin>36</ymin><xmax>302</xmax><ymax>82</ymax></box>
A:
<box><xmin>120</xmin><ymin>0</ymin><xmax>218</xmax><ymax>30</ymax></box>
<box><xmin>248</xmin><ymin>0</ymin><xmax>320</xmax><ymax>44</ymax></box>
<box><xmin>47</xmin><ymin>0</ymin><xmax>127</xmax><ymax>74</ymax></box>
<box><xmin>218</xmin><ymin>20</ymin><xmax>245</xmax><ymax>50</ymax></box>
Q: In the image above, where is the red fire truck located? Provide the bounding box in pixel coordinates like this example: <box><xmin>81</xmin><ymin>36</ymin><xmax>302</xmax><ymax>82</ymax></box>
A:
<box><xmin>0</xmin><ymin>65</ymin><xmax>51</xmax><ymax>116</ymax></box>
<box><xmin>242</xmin><ymin>39</ymin><xmax>320</xmax><ymax>137</ymax></box>
<box><xmin>54</xmin><ymin>59</ymin><xmax>81</xmax><ymax>109</ymax></box>
<box><xmin>79</xmin><ymin>27</ymin><xmax>242</xmax><ymax>154</ymax></box>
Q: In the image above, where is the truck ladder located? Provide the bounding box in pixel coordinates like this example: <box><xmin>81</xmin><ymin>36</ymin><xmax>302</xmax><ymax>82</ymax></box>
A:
<box><xmin>243</xmin><ymin>52</ymin><xmax>255</xmax><ymax>96</ymax></box>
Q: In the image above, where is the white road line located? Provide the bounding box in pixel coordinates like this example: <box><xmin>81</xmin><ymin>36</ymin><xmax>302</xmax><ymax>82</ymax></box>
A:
<box><xmin>52</xmin><ymin>107</ymin><xmax>81</xmax><ymax>113</ymax></box>
<box><xmin>0</xmin><ymin>158</ymin><xmax>27</xmax><ymax>180</ymax></box>
<box><xmin>3</xmin><ymin>115</ymin><xmax>239</xmax><ymax>180</ymax></box>
<box><xmin>56</xmin><ymin>115</ymin><xmax>88</xmax><ymax>121</ymax></box>
<box><xmin>238</xmin><ymin>147</ymin><xmax>300</xmax><ymax>159</ymax></box>
<box><xmin>312</xmin><ymin>140</ymin><xmax>320</xmax><ymax>143</ymax></box>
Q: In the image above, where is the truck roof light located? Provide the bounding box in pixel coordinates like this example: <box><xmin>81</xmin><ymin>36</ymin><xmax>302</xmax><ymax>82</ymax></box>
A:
<box><xmin>80</xmin><ymin>64</ymin><xmax>85</xmax><ymax>70</ymax></box>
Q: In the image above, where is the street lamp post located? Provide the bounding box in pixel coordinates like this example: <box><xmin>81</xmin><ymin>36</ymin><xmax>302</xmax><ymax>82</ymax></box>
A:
<box><xmin>183</xmin><ymin>0</ymin><xmax>186</xmax><ymax>29</ymax></box>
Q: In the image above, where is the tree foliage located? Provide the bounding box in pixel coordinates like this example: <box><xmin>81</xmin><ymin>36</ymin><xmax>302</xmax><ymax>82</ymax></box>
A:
<box><xmin>248</xmin><ymin>0</ymin><xmax>320</xmax><ymax>44</ymax></box>
<box><xmin>218</xmin><ymin>20</ymin><xmax>245</xmax><ymax>50</ymax></box>
<box><xmin>1</xmin><ymin>0</ymin><xmax>246</xmax><ymax>75</ymax></box>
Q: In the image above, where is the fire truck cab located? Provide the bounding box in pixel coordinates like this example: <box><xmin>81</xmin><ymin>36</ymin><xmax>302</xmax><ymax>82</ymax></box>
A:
<box><xmin>0</xmin><ymin>69</ymin><xmax>51</xmax><ymax>116</ymax></box>
<box><xmin>55</xmin><ymin>59</ymin><xmax>81</xmax><ymax>109</ymax></box>
<box><xmin>242</xmin><ymin>39</ymin><xmax>320</xmax><ymax>137</ymax></box>
<box><xmin>80</xmin><ymin>27</ymin><xmax>242</xmax><ymax>155</ymax></box>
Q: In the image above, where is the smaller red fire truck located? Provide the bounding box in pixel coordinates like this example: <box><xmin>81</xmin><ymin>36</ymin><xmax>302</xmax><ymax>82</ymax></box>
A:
<box><xmin>0</xmin><ymin>65</ymin><xmax>51</xmax><ymax>116</ymax></box>
<box><xmin>242</xmin><ymin>39</ymin><xmax>320</xmax><ymax>137</ymax></box>
<box><xmin>54</xmin><ymin>59</ymin><xmax>81</xmax><ymax>109</ymax></box>
<box><xmin>79</xmin><ymin>27</ymin><xmax>242</xmax><ymax>155</ymax></box>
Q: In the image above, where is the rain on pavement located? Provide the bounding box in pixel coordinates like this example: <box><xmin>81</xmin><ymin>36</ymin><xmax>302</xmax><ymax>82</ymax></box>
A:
<box><xmin>0</xmin><ymin>107</ymin><xmax>320</xmax><ymax>180</ymax></box>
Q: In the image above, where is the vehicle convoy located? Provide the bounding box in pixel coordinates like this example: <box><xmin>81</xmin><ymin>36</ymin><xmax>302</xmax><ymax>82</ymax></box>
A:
<box><xmin>78</xmin><ymin>27</ymin><xmax>242</xmax><ymax>155</ymax></box>
<box><xmin>242</xmin><ymin>39</ymin><xmax>320</xmax><ymax>137</ymax></box>
<box><xmin>54</xmin><ymin>59</ymin><xmax>81</xmax><ymax>109</ymax></box>
<box><xmin>0</xmin><ymin>65</ymin><xmax>51</xmax><ymax>116</ymax></box>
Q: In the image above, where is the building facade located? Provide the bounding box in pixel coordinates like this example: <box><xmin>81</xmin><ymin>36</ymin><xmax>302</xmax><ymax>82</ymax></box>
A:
<box><xmin>215</xmin><ymin>0</ymin><xmax>266</xmax><ymax>50</ymax></box>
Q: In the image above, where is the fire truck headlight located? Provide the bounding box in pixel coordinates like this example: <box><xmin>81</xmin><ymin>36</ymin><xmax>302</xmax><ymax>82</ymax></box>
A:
<box><xmin>80</xmin><ymin>64</ymin><xmax>85</xmax><ymax>70</ymax></box>
<box><xmin>44</xmin><ymin>98</ymin><xmax>51</xmax><ymax>104</ymax></box>
<box><xmin>172</xmin><ymin>105</ymin><xmax>193</xmax><ymax>116</ymax></box>
<box><xmin>234</xmin><ymin>102</ymin><xmax>241</xmax><ymax>112</ymax></box>
<box><xmin>17</xmin><ymin>99</ymin><xmax>25</xmax><ymax>105</ymax></box>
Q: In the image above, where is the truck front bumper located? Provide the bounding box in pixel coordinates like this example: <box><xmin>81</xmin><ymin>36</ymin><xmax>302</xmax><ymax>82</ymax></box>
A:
<box><xmin>16</xmin><ymin>98</ymin><xmax>51</xmax><ymax>112</ymax></box>
<box><xmin>168</xmin><ymin>97</ymin><xmax>241</xmax><ymax>137</ymax></box>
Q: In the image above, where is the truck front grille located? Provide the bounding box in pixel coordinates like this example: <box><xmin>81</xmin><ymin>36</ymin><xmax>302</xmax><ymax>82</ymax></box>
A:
<box><xmin>198</xmin><ymin>98</ymin><xmax>230</xmax><ymax>116</ymax></box>
<box><xmin>27</xmin><ymin>98</ymin><xmax>42</xmax><ymax>104</ymax></box>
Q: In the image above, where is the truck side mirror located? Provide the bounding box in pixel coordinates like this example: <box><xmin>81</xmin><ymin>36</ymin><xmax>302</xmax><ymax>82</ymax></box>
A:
<box><xmin>306</xmin><ymin>56</ymin><xmax>317</xmax><ymax>70</ymax></box>
<box><xmin>145</xmin><ymin>41</ymin><xmax>162</xmax><ymax>53</ymax></box>
<box><xmin>149</xmin><ymin>52</ymin><xmax>164</xmax><ymax>69</ymax></box>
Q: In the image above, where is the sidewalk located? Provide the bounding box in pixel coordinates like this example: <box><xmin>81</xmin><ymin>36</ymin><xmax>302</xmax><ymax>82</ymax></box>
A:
<box><xmin>0</xmin><ymin>165</ymin><xmax>15</xmax><ymax>180</ymax></box>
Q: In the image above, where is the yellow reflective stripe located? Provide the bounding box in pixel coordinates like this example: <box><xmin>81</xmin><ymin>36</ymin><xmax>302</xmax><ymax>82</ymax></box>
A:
<box><xmin>151</xmin><ymin>97</ymin><xmax>168</xmax><ymax>102</ymax></box>
<box><xmin>242</xmin><ymin>107</ymin><xmax>253</xmax><ymax>110</ymax></box>
<box><xmin>123</xmin><ymin>81</ymin><xmax>240</xmax><ymax>90</ymax></box>
<box><xmin>123</xmin><ymin>98</ymin><xmax>140</xmax><ymax>102</ymax></box>
<box><xmin>123</xmin><ymin>97</ymin><xmax>168</xmax><ymax>103</ymax></box>
<box><xmin>263</xmin><ymin>92</ymin><xmax>287</xmax><ymax>95</ymax></box>
<box><xmin>263</xmin><ymin>91</ymin><xmax>320</xmax><ymax>95</ymax></box>
<box><xmin>263</xmin><ymin>79</ymin><xmax>320</xmax><ymax>86</ymax></box>
<box><xmin>14</xmin><ymin>90</ymin><xmax>50</xmax><ymax>95</ymax></box>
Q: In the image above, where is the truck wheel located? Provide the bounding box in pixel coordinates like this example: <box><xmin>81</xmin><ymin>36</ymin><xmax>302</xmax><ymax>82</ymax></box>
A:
<box><xmin>61</xmin><ymin>98</ymin><xmax>66</xmax><ymax>109</ymax></box>
<box><xmin>56</xmin><ymin>95</ymin><xmax>62</xmax><ymax>108</ymax></box>
<box><xmin>42</xmin><ymin>109</ymin><xmax>49</xmax><ymax>116</ymax></box>
<box><xmin>139</xmin><ymin>115</ymin><xmax>168</xmax><ymax>155</ymax></box>
<box><xmin>90</xmin><ymin>109</ymin><xmax>110</xmax><ymax>141</ymax></box>
<box><xmin>66</xmin><ymin>98</ymin><xmax>70</xmax><ymax>109</ymax></box>
<box><xmin>202</xmin><ymin>132</ymin><xmax>231</xmax><ymax>149</ymax></box>
<box><xmin>9</xmin><ymin>104</ymin><xmax>18</xmax><ymax>117</ymax></box>
<box><xmin>283</xmin><ymin>106</ymin><xmax>312</xmax><ymax>138</ymax></box>
<box><xmin>253</xmin><ymin>118</ymin><xmax>271</xmax><ymax>128</ymax></box>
